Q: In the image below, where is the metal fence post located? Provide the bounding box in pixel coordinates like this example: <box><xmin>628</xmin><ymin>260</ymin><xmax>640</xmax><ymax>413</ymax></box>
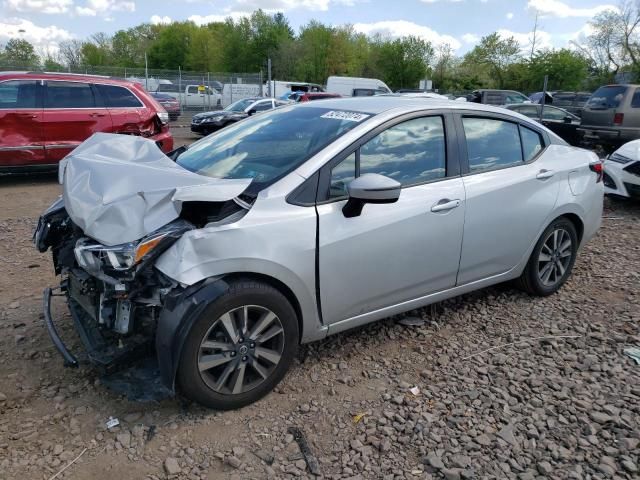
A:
<box><xmin>178</xmin><ymin>66</ymin><xmax>182</xmax><ymax>113</ymax></box>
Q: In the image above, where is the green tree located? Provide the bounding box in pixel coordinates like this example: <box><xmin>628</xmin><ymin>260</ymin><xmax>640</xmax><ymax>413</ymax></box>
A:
<box><xmin>147</xmin><ymin>22</ymin><xmax>195</xmax><ymax>69</ymax></box>
<box><xmin>526</xmin><ymin>49</ymin><xmax>590</xmax><ymax>91</ymax></box>
<box><xmin>3</xmin><ymin>38</ymin><xmax>39</xmax><ymax>65</ymax></box>
<box><xmin>464</xmin><ymin>32</ymin><xmax>520</xmax><ymax>88</ymax></box>
<box><xmin>375</xmin><ymin>36</ymin><xmax>433</xmax><ymax>90</ymax></box>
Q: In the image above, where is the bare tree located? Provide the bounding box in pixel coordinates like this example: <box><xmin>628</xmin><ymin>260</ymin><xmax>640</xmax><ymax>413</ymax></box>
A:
<box><xmin>58</xmin><ymin>40</ymin><xmax>84</xmax><ymax>68</ymax></box>
<box><xmin>529</xmin><ymin>11</ymin><xmax>539</xmax><ymax>60</ymax></box>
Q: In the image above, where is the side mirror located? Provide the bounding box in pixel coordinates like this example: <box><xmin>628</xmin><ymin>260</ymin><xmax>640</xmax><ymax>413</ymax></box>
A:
<box><xmin>248</xmin><ymin>109</ymin><xmax>256</xmax><ymax>116</ymax></box>
<box><xmin>563</xmin><ymin>116</ymin><xmax>573</xmax><ymax>124</ymax></box>
<box><xmin>343</xmin><ymin>173</ymin><xmax>401</xmax><ymax>218</ymax></box>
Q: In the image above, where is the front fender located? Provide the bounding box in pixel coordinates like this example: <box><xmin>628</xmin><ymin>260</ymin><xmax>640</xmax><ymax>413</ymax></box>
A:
<box><xmin>156</xmin><ymin>277</ymin><xmax>229</xmax><ymax>390</ymax></box>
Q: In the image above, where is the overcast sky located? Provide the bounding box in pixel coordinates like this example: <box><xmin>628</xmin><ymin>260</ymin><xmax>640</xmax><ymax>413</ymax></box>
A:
<box><xmin>0</xmin><ymin>0</ymin><xmax>617</xmax><ymax>56</ymax></box>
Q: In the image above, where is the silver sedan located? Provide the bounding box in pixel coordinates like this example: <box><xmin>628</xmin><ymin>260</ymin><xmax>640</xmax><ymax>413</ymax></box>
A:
<box><xmin>38</xmin><ymin>97</ymin><xmax>604</xmax><ymax>410</ymax></box>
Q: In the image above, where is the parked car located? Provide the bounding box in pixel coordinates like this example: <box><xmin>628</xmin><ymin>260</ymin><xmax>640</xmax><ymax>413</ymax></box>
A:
<box><xmin>505</xmin><ymin>104</ymin><xmax>583</xmax><ymax>146</ymax></box>
<box><xmin>266</xmin><ymin>81</ymin><xmax>324</xmax><ymax>98</ymax></box>
<box><xmin>579</xmin><ymin>84</ymin><xmax>640</xmax><ymax>152</ymax></box>
<box><xmin>602</xmin><ymin>139</ymin><xmax>640</xmax><ymax>199</ymax></box>
<box><xmin>36</xmin><ymin>97</ymin><xmax>603</xmax><ymax>410</ymax></box>
<box><xmin>191</xmin><ymin>97</ymin><xmax>289</xmax><ymax>135</ymax></box>
<box><xmin>467</xmin><ymin>89</ymin><xmax>530</xmax><ymax>106</ymax></box>
<box><xmin>156</xmin><ymin>83</ymin><xmax>222</xmax><ymax>110</ymax></box>
<box><xmin>296</xmin><ymin>92</ymin><xmax>342</xmax><ymax>102</ymax></box>
<box><xmin>150</xmin><ymin>92</ymin><xmax>180</xmax><ymax>121</ymax></box>
<box><xmin>0</xmin><ymin>72</ymin><xmax>173</xmax><ymax>173</ymax></box>
<box><xmin>326</xmin><ymin>76</ymin><xmax>392</xmax><ymax>97</ymax></box>
<box><xmin>549</xmin><ymin>91</ymin><xmax>592</xmax><ymax>117</ymax></box>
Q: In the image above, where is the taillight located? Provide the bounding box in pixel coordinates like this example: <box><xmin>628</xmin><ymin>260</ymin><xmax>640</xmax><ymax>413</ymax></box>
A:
<box><xmin>613</xmin><ymin>112</ymin><xmax>624</xmax><ymax>125</ymax></box>
<box><xmin>589</xmin><ymin>161</ymin><xmax>603</xmax><ymax>183</ymax></box>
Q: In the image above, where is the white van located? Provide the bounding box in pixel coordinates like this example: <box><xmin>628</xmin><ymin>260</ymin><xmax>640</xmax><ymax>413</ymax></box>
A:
<box><xmin>326</xmin><ymin>76</ymin><xmax>392</xmax><ymax>97</ymax></box>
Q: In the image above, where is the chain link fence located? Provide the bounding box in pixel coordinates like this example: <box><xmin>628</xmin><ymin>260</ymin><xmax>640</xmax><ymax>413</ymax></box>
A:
<box><xmin>0</xmin><ymin>63</ymin><xmax>264</xmax><ymax>111</ymax></box>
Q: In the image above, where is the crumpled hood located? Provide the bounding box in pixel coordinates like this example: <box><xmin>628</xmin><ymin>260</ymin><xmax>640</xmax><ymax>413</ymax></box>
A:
<box><xmin>60</xmin><ymin>133</ymin><xmax>252</xmax><ymax>246</ymax></box>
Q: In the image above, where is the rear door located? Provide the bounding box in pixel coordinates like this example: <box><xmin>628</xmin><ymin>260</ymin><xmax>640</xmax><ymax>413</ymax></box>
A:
<box><xmin>94</xmin><ymin>83</ymin><xmax>145</xmax><ymax>135</ymax></box>
<box><xmin>0</xmin><ymin>79</ymin><xmax>44</xmax><ymax>168</ymax></box>
<box><xmin>456</xmin><ymin>114</ymin><xmax>560</xmax><ymax>284</ymax></box>
<box><xmin>43</xmin><ymin>80</ymin><xmax>112</xmax><ymax>163</ymax></box>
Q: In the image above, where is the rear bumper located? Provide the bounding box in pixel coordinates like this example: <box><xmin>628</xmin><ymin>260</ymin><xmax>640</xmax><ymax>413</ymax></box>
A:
<box><xmin>152</xmin><ymin>130</ymin><xmax>174</xmax><ymax>153</ymax></box>
<box><xmin>578</xmin><ymin>126</ymin><xmax>640</xmax><ymax>145</ymax></box>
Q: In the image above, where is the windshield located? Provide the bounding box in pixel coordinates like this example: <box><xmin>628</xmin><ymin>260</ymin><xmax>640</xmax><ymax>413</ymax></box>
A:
<box><xmin>586</xmin><ymin>86</ymin><xmax>627</xmax><ymax>109</ymax></box>
<box><xmin>225</xmin><ymin>98</ymin><xmax>255</xmax><ymax>112</ymax></box>
<box><xmin>177</xmin><ymin>106</ymin><xmax>371</xmax><ymax>194</ymax></box>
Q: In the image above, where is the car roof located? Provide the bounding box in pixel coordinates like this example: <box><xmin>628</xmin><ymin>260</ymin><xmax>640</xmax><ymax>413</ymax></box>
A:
<box><xmin>294</xmin><ymin>95</ymin><xmax>522</xmax><ymax>116</ymax></box>
<box><xmin>0</xmin><ymin>71</ymin><xmax>138</xmax><ymax>87</ymax></box>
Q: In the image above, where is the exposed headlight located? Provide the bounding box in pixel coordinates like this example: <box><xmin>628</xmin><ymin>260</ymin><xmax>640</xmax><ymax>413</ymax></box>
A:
<box><xmin>74</xmin><ymin>221</ymin><xmax>193</xmax><ymax>273</ymax></box>
<box><xmin>202</xmin><ymin>116</ymin><xmax>222</xmax><ymax>123</ymax></box>
<box><xmin>157</xmin><ymin>111</ymin><xmax>169</xmax><ymax>125</ymax></box>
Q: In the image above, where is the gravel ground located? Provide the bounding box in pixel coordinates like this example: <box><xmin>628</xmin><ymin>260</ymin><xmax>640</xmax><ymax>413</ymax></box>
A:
<box><xmin>0</xmin><ymin>168</ymin><xmax>638</xmax><ymax>480</ymax></box>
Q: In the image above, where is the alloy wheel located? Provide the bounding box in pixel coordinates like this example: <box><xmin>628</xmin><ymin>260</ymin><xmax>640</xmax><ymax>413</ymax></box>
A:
<box><xmin>197</xmin><ymin>305</ymin><xmax>285</xmax><ymax>395</ymax></box>
<box><xmin>537</xmin><ymin>228</ymin><xmax>573</xmax><ymax>287</ymax></box>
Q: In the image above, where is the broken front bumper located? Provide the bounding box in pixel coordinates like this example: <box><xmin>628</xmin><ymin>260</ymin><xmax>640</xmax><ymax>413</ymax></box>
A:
<box><xmin>42</xmin><ymin>276</ymin><xmax>154</xmax><ymax>375</ymax></box>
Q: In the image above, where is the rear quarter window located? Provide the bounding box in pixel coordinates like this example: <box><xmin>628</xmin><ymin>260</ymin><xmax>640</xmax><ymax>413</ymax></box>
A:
<box><xmin>95</xmin><ymin>84</ymin><xmax>143</xmax><ymax>108</ymax></box>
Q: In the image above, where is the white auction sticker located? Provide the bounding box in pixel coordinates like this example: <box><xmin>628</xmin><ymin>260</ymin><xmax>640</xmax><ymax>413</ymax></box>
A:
<box><xmin>320</xmin><ymin>111</ymin><xmax>370</xmax><ymax>122</ymax></box>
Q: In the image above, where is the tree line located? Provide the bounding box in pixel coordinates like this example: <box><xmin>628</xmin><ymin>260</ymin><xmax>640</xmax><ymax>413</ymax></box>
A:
<box><xmin>1</xmin><ymin>4</ymin><xmax>639</xmax><ymax>93</ymax></box>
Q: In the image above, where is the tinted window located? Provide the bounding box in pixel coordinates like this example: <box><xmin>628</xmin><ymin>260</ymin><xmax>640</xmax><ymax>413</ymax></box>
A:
<box><xmin>0</xmin><ymin>80</ymin><xmax>38</xmax><ymax>109</ymax></box>
<box><xmin>45</xmin><ymin>81</ymin><xmax>94</xmax><ymax>108</ymax></box>
<box><xmin>632</xmin><ymin>88</ymin><xmax>640</xmax><ymax>108</ymax></box>
<box><xmin>187</xmin><ymin>86</ymin><xmax>198</xmax><ymax>94</ymax></box>
<box><xmin>329</xmin><ymin>152</ymin><xmax>356</xmax><ymax>199</ymax></box>
<box><xmin>484</xmin><ymin>92</ymin><xmax>505</xmax><ymax>105</ymax></box>
<box><xmin>586</xmin><ymin>86</ymin><xmax>627</xmax><ymax>109</ymax></box>
<box><xmin>176</xmin><ymin>107</ymin><xmax>368</xmax><ymax>195</ymax></box>
<box><xmin>353</xmin><ymin>88</ymin><xmax>376</xmax><ymax>97</ymax></box>
<box><xmin>95</xmin><ymin>84</ymin><xmax>142</xmax><ymax>108</ymax></box>
<box><xmin>514</xmin><ymin>105</ymin><xmax>539</xmax><ymax>118</ymax></box>
<box><xmin>505</xmin><ymin>92</ymin><xmax>528</xmax><ymax>104</ymax></box>
<box><xmin>463</xmin><ymin>117</ymin><xmax>523</xmax><ymax>172</ymax></box>
<box><xmin>359</xmin><ymin>116</ymin><xmax>446</xmax><ymax>185</ymax></box>
<box><xmin>542</xmin><ymin>106</ymin><xmax>568</xmax><ymax>120</ymax></box>
<box><xmin>520</xmin><ymin>126</ymin><xmax>544</xmax><ymax>161</ymax></box>
<box><xmin>553</xmin><ymin>93</ymin><xmax>575</xmax><ymax>107</ymax></box>
<box><xmin>252</xmin><ymin>101</ymin><xmax>272</xmax><ymax>112</ymax></box>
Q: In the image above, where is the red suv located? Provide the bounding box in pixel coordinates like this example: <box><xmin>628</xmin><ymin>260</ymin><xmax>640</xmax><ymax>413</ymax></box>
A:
<box><xmin>0</xmin><ymin>72</ymin><xmax>174</xmax><ymax>173</ymax></box>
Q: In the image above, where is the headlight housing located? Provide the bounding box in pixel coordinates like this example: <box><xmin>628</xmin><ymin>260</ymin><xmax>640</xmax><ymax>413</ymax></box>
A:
<box><xmin>157</xmin><ymin>111</ymin><xmax>169</xmax><ymax>125</ymax></box>
<box><xmin>74</xmin><ymin>220</ymin><xmax>193</xmax><ymax>275</ymax></box>
<box><xmin>608</xmin><ymin>152</ymin><xmax>633</xmax><ymax>164</ymax></box>
<box><xmin>202</xmin><ymin>115</ymin><xmax>222</xmax><ymax>123</ymax></box>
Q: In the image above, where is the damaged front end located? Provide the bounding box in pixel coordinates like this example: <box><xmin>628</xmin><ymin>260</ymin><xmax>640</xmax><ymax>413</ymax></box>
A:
<box><xmin>35</xmin><ymin>133</ymin><xmax>252</xmax><ymax>385</ymax></box>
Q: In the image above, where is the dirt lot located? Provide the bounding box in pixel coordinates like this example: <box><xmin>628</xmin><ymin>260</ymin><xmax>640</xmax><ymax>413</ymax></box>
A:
<box><xmin>0</xmin><ymin>137</ymin><xmax>638</xmax><ymax>479</ymax></box>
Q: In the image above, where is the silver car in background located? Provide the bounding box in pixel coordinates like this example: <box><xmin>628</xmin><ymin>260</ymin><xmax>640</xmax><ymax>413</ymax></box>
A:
<box><xmin>35</xmin><ymin>97</ymin><xmax>604</xmax><ymax>410</ymax></box>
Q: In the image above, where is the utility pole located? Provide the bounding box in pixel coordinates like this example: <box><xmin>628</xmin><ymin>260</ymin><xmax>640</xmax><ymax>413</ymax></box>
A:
<box><xmin>267</xmin><ymin>57</ymin><xmax>272</xmax><ymax>98</ymax></box>
<box><xmin>530</xmin><ymin>12</ymin><xmax>539</xmax><ymax>60</ymax></box>
<box><xmin>540</xmin><ymin>75</ymin><xmax>548</xmax><ymax>123</ymax></box>
<box><xmin>144</xmin><ymin>52</ymin><xmax>149</xmax><ymax>90</ymax></box>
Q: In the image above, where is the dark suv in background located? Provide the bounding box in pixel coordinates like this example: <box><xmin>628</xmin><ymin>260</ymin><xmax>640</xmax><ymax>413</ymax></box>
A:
<box><xmin>579</xmin><ymin>84</ymin><xmax>640</xmax><ymax>152</ymax></box>
<box><xmin>0</xmin><ymin>72</ymin><xmax>173</xmax><ymax>173</ymax></box>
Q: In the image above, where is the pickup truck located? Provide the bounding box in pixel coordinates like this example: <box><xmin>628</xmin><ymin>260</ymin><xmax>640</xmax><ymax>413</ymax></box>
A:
<box><xmin>155</xmin><ymin>83</ymin><xmax>222</xmax><ymax>110</ymax></box>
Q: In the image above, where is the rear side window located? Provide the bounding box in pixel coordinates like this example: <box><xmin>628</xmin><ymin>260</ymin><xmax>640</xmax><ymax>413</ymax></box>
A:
<box><xmin>95</xmin><ymin>84</ymin><xmax>143</xmax><ymax>108</ymax></box>
<box><xmin>45</xmin><ymin>81</ymin><xmax>94</xmax><ymax>108</ymax></box>
<box><xmin>631</xmin><ymin>88</ymin><xmax>640</xmax><ymax>108</ymax></box>
<box><xmin>542</xmin><ymin>106</ymin><xmax>568</xmax><ymax>120</ymax></box>
<box><xmin>463</xmin><ymin>117</ymin><xmax>522</xmax><ymax>172</ymax></box>
<box><xmin>552</xmin><ymin>93</ymin><xmax>575</xmax><ymax>107</ymax></box>
<box><xmin>252</xmin><ymin>101</ymin><xmax>273</xmax><ymax>112</ymax></box>
<box><xmin>586</xmin><ymin>86</ymin><xmax>627</xmax><ymax>109</ymax></box>
<box><xmin>484</xmin><ymin>92</ymin><xmax>505</xmax><ymax>105</ymax></box>
<box><xmin>353</xmin><ymin>88</ymin><xmax>376</xmax><ymax>97</ymax></box>
<box><xmin>514</xmin><ymin>105</ymin><xmax>539</xmax><ymax>118</ymax></box>
<box><xmin>0</xmin><ymin>80</ymin><xmax>38</xmax><ymax>109</ymax></box>
<box><xmin>520</xmin><ymin>126</ymin><xmax>544</xmax><ymax>161</ymax></box>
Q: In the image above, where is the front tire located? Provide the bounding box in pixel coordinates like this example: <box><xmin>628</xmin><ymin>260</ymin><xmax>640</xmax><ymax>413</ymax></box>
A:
<box><xmin>177</xmin><ymin>280</ymin><xmax>299</xmax><ymax>410</ymax></box>
<box><xmin>516</xmin><ymin>218</ymin><xmax>578</xmax><ymax>296</ymax></box>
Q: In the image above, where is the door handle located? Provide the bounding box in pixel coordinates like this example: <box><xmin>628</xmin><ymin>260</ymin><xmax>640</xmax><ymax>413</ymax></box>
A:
<box><xmin>90</xmin><ymin>112</ymin><xmax>106</xmax><ymax>117</ymax></box>
<box><xmin>536</xmin><ymin>169</ymin><xmax>555</xmax><ymax>180</ymax></box>
<box><xmin>431</xmin><ymin>199</ymin><xmax>461</xmax><ymax>213</ymax></box>
<box><xmin>16</xmin><ymin>113</ymin><xmax>38</xmax><ymax>118</ymax></box>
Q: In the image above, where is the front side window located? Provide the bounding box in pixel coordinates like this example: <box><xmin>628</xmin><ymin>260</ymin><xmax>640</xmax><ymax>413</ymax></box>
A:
<box><xmin>45</xmin><ymin>81</ymin><xmax>94</xmax><ymax>108</ymax></box>
<box><xmin>463</xmin><ymin>117</ymin><xmax>523</xmax><ymax>173</ymax></box>
<box><xmin>95</xmin><ymin>84</ymin><xmax>142</xmax><ymax>108</ymax></box>
<box><xmin>329</xmin><ymin>152</ymin><xmax>356</xmax><ymax>199</ymax></box>
<box><xmin>176</xmin><ymin>106</ymin><xmax>369</xmax><ymax>195</ymax></box>
<box><xmin>515</xmin><ymin>105</ymin><xmax>539</xmax><ymax>118</ymax></box>
<box><xmin>359</xmin><ymin>116</ymin><xmax>446</xmax><ymax>185</ymax></box>
<box><xmin>505</xmin><ymin>92</ymin><xmax>528</xmax><ymax>104</ymax></box>
<box><xmin>542</xmin><ymin>106</ymin><xmax>569</xmax><ymax>121</ymax></box>
<box><xmin>187</xmin><ymin>86</ymin><xmax>198</xmax><ymax>94</ymax></box>
<box><xmin>225</xmin><ymin>98</ymin><xmax>254</xmax><ymax>112</ymax></box>
<box><xmin>0</xmin><ymin>80</ymin><xmax>38</xmax><ymax>109</ymax></box>
<box><xmin>252</xmin><ymin>101</ymin><xmax>273</xmax><ymax>112</ymax></box>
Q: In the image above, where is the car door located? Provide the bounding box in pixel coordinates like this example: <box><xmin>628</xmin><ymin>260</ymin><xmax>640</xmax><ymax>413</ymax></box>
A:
<box><xmin>540</xmin><ymin>106</ymin><xmax>575</xmax><ymax>142</ymax></box>
<box><xmin>43</xmin><ymin>80</ymin><xmax>112</xmax><ymax>163</ymax></box>
<box><xmin>250</xmin><ymin>99</ymin><xmax>275</xmax><ymax>114</ymax></box>
<box><xmin>94</xmin><ymin>83</ymin><xmax>143</xmax><ymax>135</ymax></box>
<box><xmin>316</xmin><ymin>113</ymin><xmax>466</xmax><ymax>324</ymax></box>
<box><xmin>0</xmin><ymin>79</ymin><xmax>45</xmax><ymax>168</ymax></box>
<box><xmin>456</xmin><ymin>114</ymin><xmax>561</xmax><ymax>285</ymax></box>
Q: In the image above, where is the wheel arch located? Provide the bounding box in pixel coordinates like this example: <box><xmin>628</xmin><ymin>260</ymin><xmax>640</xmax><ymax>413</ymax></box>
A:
<box><xmin>559</xmin><ymin>212</ymin><xmax>584</xmax><ymax>245</ymax></box>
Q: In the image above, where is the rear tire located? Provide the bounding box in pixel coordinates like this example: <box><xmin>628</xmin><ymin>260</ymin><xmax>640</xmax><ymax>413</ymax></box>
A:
<box><xmin>177</xmin><ymin>280</ymin><xmax>299</xmax><ymax>410</ymax></box>
<box><xmin>515</xmin><ymin>218</ymin><xmax>578</xmax><ymax>296</ymax></box>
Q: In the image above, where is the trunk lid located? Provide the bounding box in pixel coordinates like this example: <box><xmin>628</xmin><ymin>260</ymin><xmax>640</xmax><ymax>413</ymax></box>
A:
<box><xmin>60</xmin><ymin>133</ymin><xmax>252</xmax><ymax>246</ymax></box>
<box><xmin>581</xmin><ymin>85</ymin><xmax>629</xmax><ymax>127</ymax></box>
